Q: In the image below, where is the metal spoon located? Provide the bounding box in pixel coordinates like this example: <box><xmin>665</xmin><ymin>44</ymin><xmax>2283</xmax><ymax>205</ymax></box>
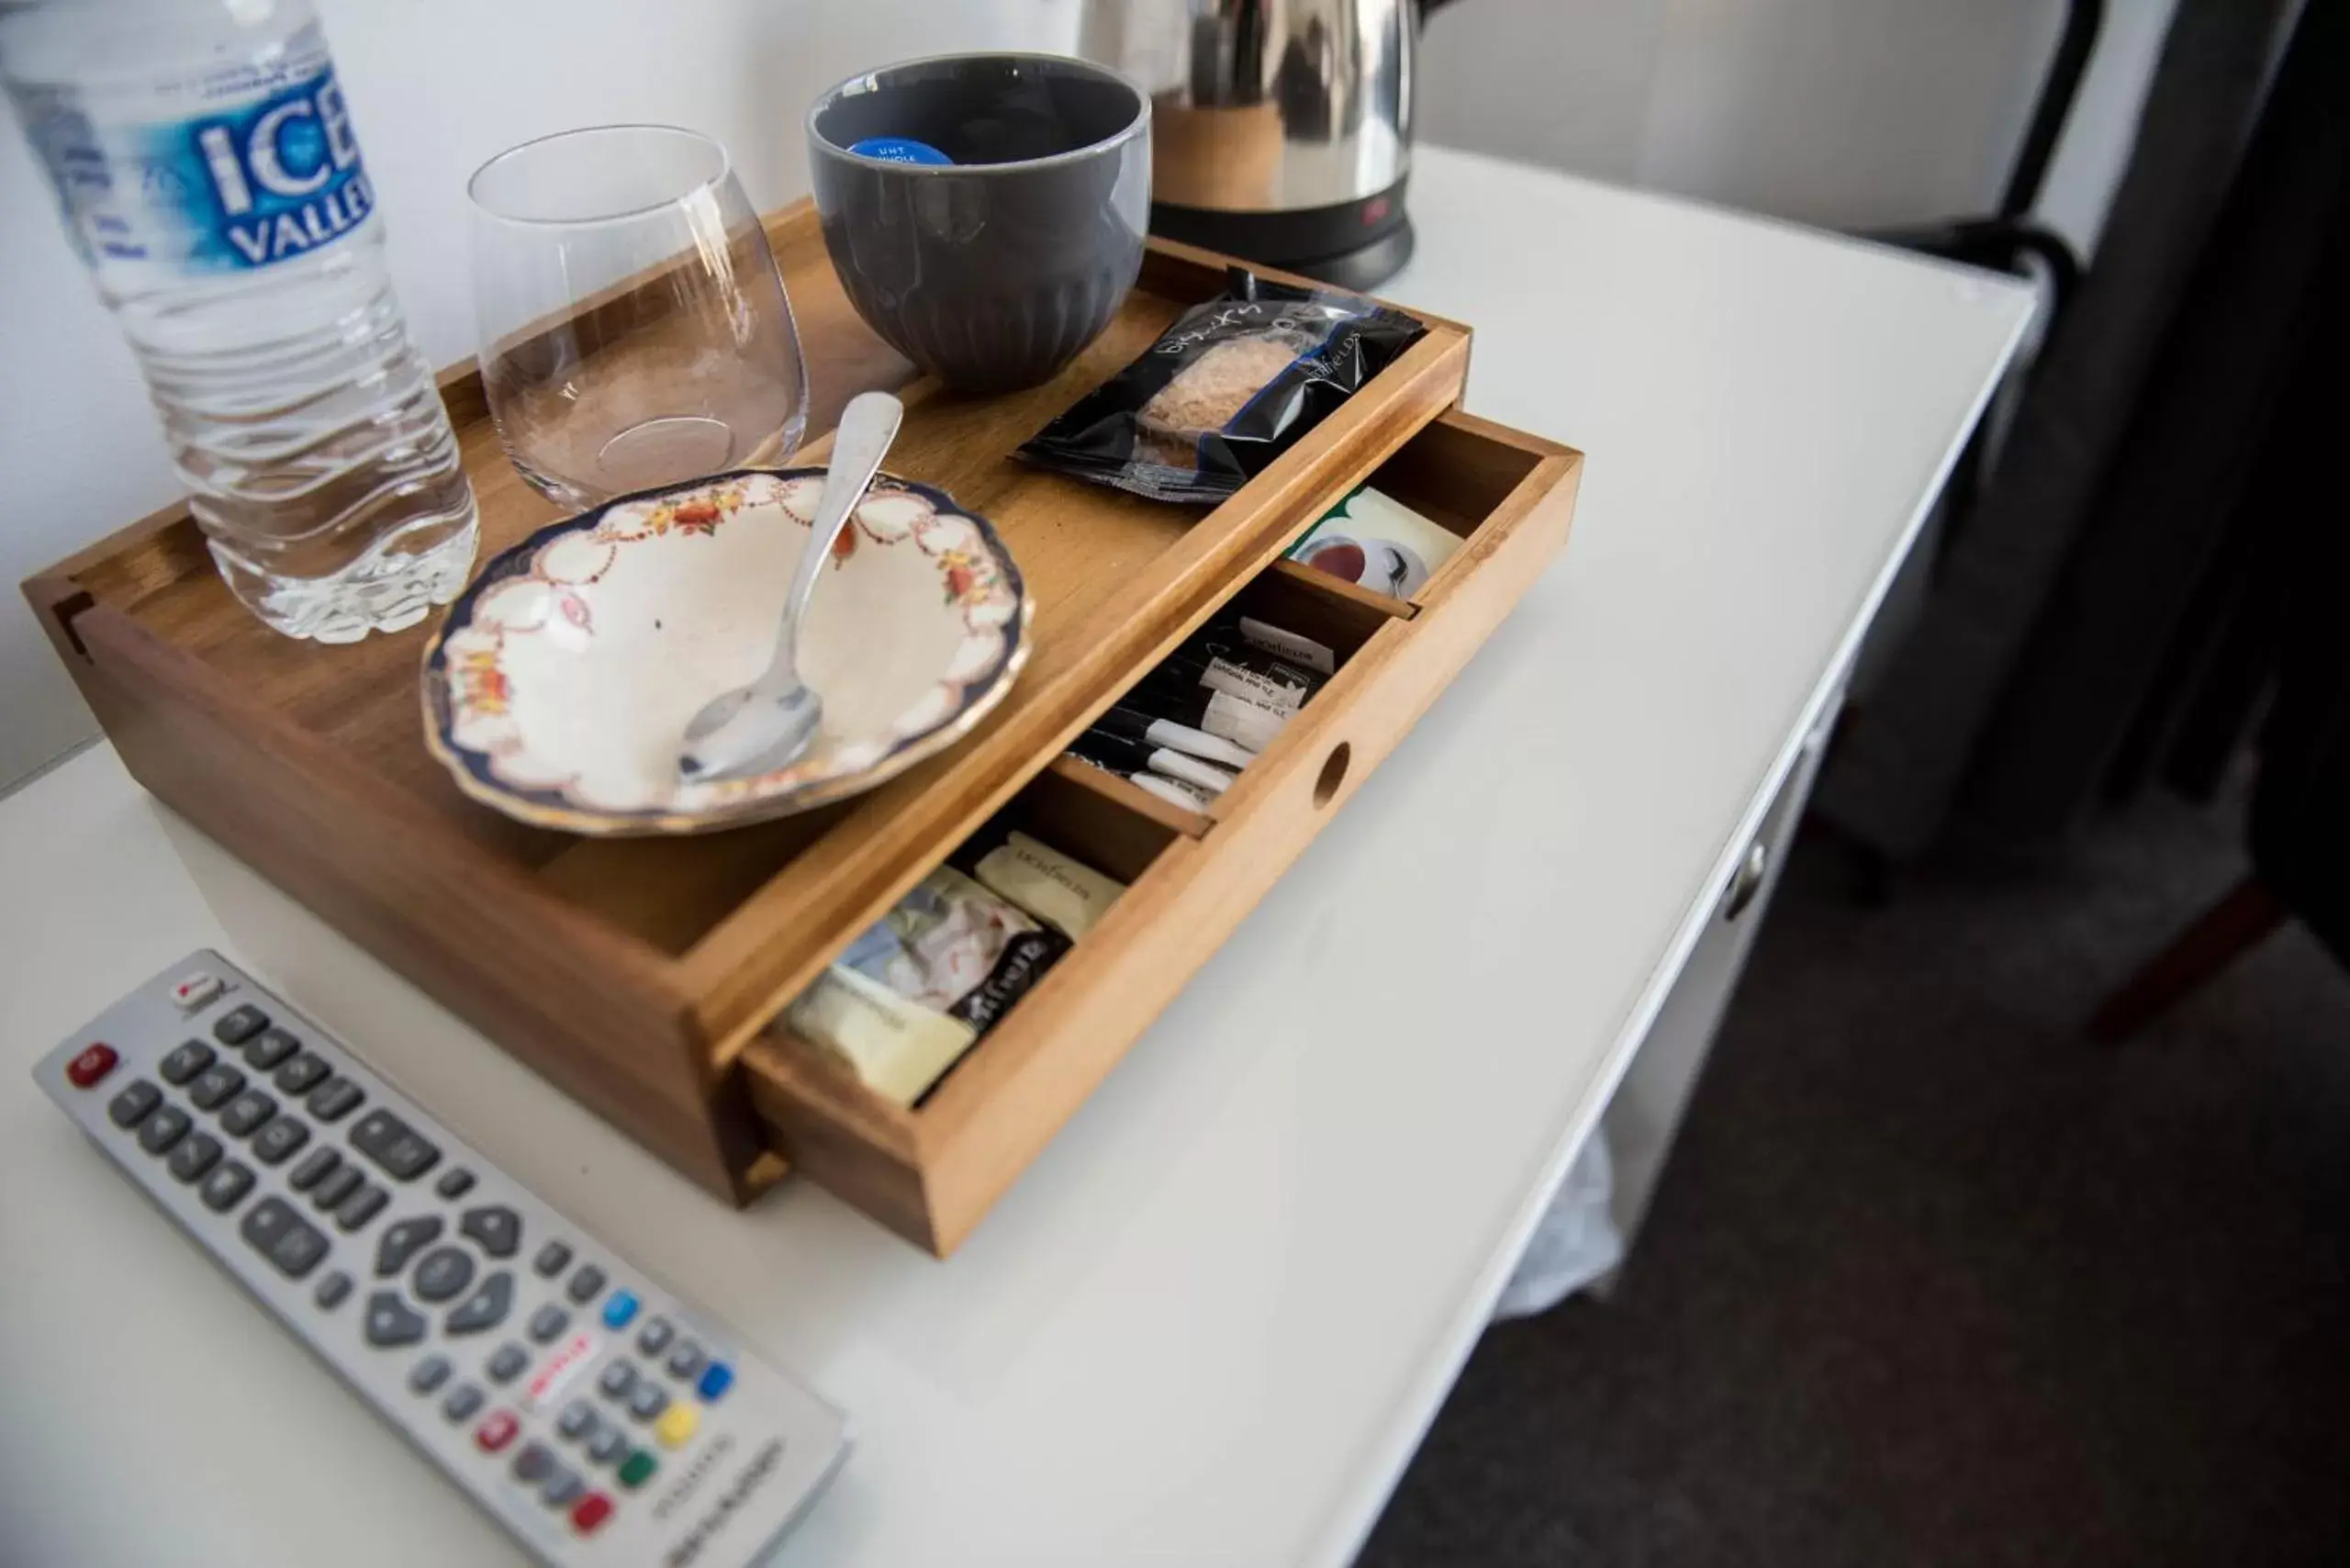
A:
<box><xmin>677</xmin><ymin>390</ymin><xmax>904</xmax><ymax>782</ymax></box>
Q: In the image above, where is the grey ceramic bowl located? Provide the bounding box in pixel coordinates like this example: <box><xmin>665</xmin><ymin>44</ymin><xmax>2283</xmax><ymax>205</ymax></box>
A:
<box><xmin>807</xmin><ymin>53</ymin><xmax>1150</xmax><ymax>394</ymax></box>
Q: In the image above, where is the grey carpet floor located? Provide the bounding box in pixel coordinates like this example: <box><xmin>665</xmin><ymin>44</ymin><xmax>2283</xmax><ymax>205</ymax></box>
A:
<box><xmin>1359</xmin><ymin>790</ymin><xmax>2350</xmax><ymax>1568</ymax></box>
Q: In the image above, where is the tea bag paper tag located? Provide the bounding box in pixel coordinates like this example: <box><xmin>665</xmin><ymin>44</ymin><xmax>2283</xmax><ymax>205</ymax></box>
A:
<box><xmin>1237</xmin><ymin>615</ymin><xmax>1335</xmax><ymax>674</ymax></box>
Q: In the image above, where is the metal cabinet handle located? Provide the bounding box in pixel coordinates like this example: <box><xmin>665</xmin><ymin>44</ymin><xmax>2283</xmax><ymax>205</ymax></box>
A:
<box><xmin>1720</xmin><ymin>840</ymin><xmax>1770</xmax><ymax>922</ymax></box>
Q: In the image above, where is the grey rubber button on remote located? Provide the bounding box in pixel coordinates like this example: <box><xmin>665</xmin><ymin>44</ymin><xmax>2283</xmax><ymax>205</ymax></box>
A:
<box><xmin>169</xmin><ymin>1131</ymin><xmax>222</xmax><ymax>1183</ymax></box>
<box><xmin>218</xmin><ymin>1089</ymin><xmax>274</xmax><ymax>1138</ymax></box>
<box><xmin>512</xmin><ymin>1441</ymin><xmax>554</xmax><ymax>1484</ymax></box>
<box><xmin>529</xmin><ymin>1305</ymin><xmax>570</xmax><ymax>1344</ymax></box>
<box><xmin>364</xmin><ymin>1291</ymin><xmax>429</xmax><ymax>1349</ymax></box>
<box><xmin>461</xmin><ymin>1205</ymin><xmax>522</xmax><ymax>1259</ymax></box>
<box><xmin>200</xmin><ymin>1160</ymin><xmax>254</xmax><ymax>1212</ymax></box>
<box><xmin>533</xmin><ymin>1240</ymin><xmax>571</xmax><ymax>1277</ymax></box>
<box><xmin>557</xmin><ymin>1400</ymin><xmax>597</xmax><ymax>1439</ymax></box>
<box><xmin>187</xmin><ymin>1063</ymin><xmax>244</xmax><ymax>1111</ymax></box>
<box><xmin>308</xmin><ymin>1077</ymin><xmax>364</xmax><ymax>1123</ymax></box>
<box><xmin>274</xmin><ymin>1053</ymin><xmax>330</xmax><ymax>1094</ymax></box>
<box><xmin>435</xmin><ymin>1167</ymin><xmax>475</xmax><ymax>1200</ymax></box>
<box><xmin>487</xmin><ymin>1343</ymin><xmax>529</xmax><ymax>1384</ymax></box>
<box><xmin>252</xmin><ymin>1115</ymin><xmax>308</xmax><ymax>1166</ymax></box>
<box><xmin>666</xmin><ymin>1342</ymin><xmax>705</xmax><ymax>1381</ymax></box>
<box><xmin>244</xmin><ymin>1026</ymin><xmax>299</xmax><ymax>1070</ymax></box>
<box><xmin>413</xmin><ymin>1246</ymin><xmax>475</xmax><ymax>1305</ymax></box>
<box><xmin>446</xmin><ymin>1271</ymin><xmax>514</xmax><ymax>1337</ymax></box>
<box><xmin>409</xmin><ymin>1354</ymin><xmax>452</xmax><ymax>1394</ymax></box>
<box><xmin>108</xmin><ymin>1080</ymin><xmax>161</xmax><ymax>1128</ymax></box>
<box><xmin>159</xmin><ymin>1040</ymin><xmax>213</xmax><ymax>1084</ymax></box>
<box><xmin>566</xmin><ymin>1264</ymin><xmax>606</xmax><ymax>1305</ymax></box>
<box><xmin>636</xmin><ymin>1316</ymin><xmax>674</xmax><ymax>1355</ymax></box>
<box><xmin>288</xmin><ymin>1146</ymin><xmax>340</xmax><ymax>1192</ymax></box>
<box><xmin>272</xmin><ymin>1225</ymin><xmax>330</xmax><ymax>1279</ymax></box>
<box><xmin>138</xmin><ymin>1104</ymin><xmax>191</xmax><ymax>1154</ymax></box>
<box><xmin>310</xmin><ymin>1163</ymin><xmax>364</xmax><ymax>1211</ymax></box>
<box><xmin>336</xmin><ymin>1183</ymin><xmax>389</xmax><ymax>1232</ymax></box>
<box><xmin>211</xmin><ymin>1004</ymin><xmax>268</xmax><ymax>1045</ymax></box>
<box><xmin>315</xmin><ymin>1271</ymin><xmax>353</xmax><ymax>1310</ymax></box>
<box><xmin>628</xmin><ymin>1382</ymin><xmax>668</xmax><ymax>1421</ymax></box>
<box><xmin>587</xmin><ymin>1427</ymin><xmax>627</xmax><ymax>1465</ymax></box>
<box><xmin>375</xmin><ymin>1216</ymin><xmax>443</xmax><ymax>1276</ymax></box>
<box><xmin>350</xmin><ymin>1109</ymin><xmax>441</xmax><ymax>1182</ymax></box>
<box><xmin>542</xmin><ymin>1467</ymin><xmax>583</xmax><ymax>1507</ymax></box>
<box><xmin>442</xmin><ymin>1383</ymin><xmax>484</xmax><ymax>1422</ymax></box>
<box><xmin>598</xmin><ymin>1361</ymin><xmax>635</xmax><ymax>1400</ymax></box>
<box><xmin>241</xmin><ymin>1197</ymin><xmax>328</xmax><ymax>1280</ymax></box>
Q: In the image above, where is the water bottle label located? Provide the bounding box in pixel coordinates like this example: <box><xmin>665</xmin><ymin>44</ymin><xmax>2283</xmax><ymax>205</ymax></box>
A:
<box><xmin>18</xmin><ymin>47</ymin><xmax>375</xmax><ymax>282</ymax></box>
<box><xmin>182</xmin><ymin>63</ymin><xmax>375</xmax><ymax>268</ymax></box>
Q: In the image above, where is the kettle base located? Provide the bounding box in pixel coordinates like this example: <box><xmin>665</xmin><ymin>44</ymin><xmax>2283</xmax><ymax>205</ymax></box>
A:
<box><xmin>1276</xmin><ymin>219</ymin><xmax>1416</xmax><ymax>294</ymax></box>
<box><xmin>1150</xmin><ymin>183</ymin><xmax>1417</xmax><ymax>292</ymax></box>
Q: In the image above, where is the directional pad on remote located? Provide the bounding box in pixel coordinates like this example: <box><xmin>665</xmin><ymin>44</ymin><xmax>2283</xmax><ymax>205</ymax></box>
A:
<box><xmin>364</xmin><ymin>1291</ymin><xmax>429</xmax><ymax>1350</ymax></box>
<box><xmin>375</xmin><ymin>1216</ymin><xmax>443</xmax><ymax>1277</ymax></box>
<box><xmin>459</xmin><ymin>1205</ymin><xmax>521</xmax><ymax>1259</ymax></box>
<box><xmin>413</xmin><ymin>1246</ymin><xmax>476</xmax><ymax>1305</ymax></box>
<box><xmin>445</xmin><ymin>1270</ymin><xmax>514</xmax><ymax>1337</ymax></box>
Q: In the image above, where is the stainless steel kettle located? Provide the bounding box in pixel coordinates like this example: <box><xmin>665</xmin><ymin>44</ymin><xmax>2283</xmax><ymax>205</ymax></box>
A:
<box><xmin>1078</xmin><ymin>0</ymin><xmax>1459</xmax><ymax>290</ymax></box>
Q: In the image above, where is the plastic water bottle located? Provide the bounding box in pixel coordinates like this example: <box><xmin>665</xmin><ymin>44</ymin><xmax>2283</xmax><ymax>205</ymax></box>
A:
<box><xmin>2</xmin><ymin>0</ymin><xmax>476</xmax><ymax>643</ymax></box>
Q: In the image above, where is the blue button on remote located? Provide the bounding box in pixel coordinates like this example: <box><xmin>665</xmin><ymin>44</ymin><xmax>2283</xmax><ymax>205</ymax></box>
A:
<box><xmin>602</xmin><ymin>1288</ymin><xmax>639</xmax><ymax>1329</ymax></box>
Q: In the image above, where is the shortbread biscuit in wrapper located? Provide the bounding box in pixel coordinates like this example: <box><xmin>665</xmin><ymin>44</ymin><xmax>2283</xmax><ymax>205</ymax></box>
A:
<box><xmin>1137</xmin><ymin>333</ymin><xmax>1310</xmax><ymax>442</ymax></box>
<box><xmin>1018</xmin><ymin>266</ymin><xmax>1424</xmax><ymax>503</ymax></box>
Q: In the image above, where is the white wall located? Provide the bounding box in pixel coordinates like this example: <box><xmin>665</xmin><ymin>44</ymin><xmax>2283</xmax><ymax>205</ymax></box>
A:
<box><xmin>1421</xmin><ymin>0</ymin><xmax>2177</xmax><ymax>258</ymax></box>
<box><xmin>0</xmin><ymin>0</ymin><xmax>2171</xmax><ymax>789</ymax></box>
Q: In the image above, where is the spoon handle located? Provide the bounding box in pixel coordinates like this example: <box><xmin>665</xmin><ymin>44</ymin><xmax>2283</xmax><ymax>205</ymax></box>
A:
<box><xmin>765</xmin><ymin>390</ymin><xmax>903</xmax><ymax>692</ymax></box>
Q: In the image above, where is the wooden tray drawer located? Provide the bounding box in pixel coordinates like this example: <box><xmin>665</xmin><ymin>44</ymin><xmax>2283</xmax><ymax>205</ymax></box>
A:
<box><xmin>742</xmin><ymin>408</ymin><xmax>1581</xmax><ymax>1253</ymax></box>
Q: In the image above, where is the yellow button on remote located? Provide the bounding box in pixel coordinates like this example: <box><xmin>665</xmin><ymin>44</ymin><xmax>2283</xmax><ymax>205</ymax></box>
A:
<box><xmin>655</xmin><ymin>1403</ymin><xmax>700</xmax><ymax>1449</ymax></box>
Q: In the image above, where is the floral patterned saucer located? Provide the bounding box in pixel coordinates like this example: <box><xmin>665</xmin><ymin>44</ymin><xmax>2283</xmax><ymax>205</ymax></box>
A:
<box><xmin>422</xmin><ymin>468</ymin><xmax>1030</xmax><ymax>835</ymax></box>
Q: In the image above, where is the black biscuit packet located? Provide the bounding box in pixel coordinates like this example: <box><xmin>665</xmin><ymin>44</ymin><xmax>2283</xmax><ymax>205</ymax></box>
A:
<box><xmin>1017</xmin><ymin>266</ymin><xmax>1426</xmax><ymax>504</ymax></box>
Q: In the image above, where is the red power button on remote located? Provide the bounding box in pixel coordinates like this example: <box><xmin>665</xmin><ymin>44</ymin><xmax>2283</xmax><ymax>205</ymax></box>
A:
<box><xmin>476</xmin><ymin>1411</ymin><xmax>519</xmax><ymax>1453</ymax></box>
<box><xmin>66</xmin><ymin>1044</ymin><xmax>118</xmax><ymax>1089</ymax></box>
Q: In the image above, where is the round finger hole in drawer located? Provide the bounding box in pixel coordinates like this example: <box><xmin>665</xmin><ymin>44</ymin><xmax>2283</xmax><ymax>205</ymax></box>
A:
<box><xmin>1313</xmin><ymin>743</ymin><xmax>1352</xmax><ymax>808</ymax></box>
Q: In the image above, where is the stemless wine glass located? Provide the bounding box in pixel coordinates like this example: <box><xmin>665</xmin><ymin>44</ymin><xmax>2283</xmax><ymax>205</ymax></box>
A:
<box><xmin>468</xmin><ymin>126</ymin><xmax>809</xmax><ymax>509</ymax></box>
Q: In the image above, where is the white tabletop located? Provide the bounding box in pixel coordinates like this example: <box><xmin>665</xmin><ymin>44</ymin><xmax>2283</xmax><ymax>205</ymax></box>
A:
<box><xmin>0</xmin><ymin>147</ymin><xmax>2030</xmax><ymax>1568</ymax></box>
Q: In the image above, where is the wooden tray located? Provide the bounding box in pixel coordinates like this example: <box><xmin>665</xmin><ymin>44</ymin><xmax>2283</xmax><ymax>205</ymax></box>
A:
<box><xmin>28</xmin><ymin>199</ymin><xmax>1581</xmax><ymax>1255</ymax></box>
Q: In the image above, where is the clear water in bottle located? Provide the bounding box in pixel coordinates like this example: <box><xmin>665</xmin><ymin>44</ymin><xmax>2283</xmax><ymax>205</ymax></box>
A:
<box><xmin>2</xmin><ymin>0</ymin><xmax>476</xmax><ymax>643</ymax></box>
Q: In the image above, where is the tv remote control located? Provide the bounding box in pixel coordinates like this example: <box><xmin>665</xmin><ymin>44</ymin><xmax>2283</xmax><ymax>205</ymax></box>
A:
<box><xmin>35</xmin><ymin>950</ymin><xmax>849</xmax><ymax>1567</ymax></box>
